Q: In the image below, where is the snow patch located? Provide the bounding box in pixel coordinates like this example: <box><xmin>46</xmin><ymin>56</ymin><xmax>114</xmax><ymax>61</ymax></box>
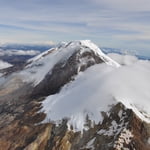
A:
<box><xmin>118</xmin><ymin>110</ymin><xmax>123</xmax><ymax>118</ymax></box>
<box><xmin>98</xmin><ymin>119</ymin><xmax>126</xmax><ymax>137</ymax></box>
<box><xmin>82</xmin><ymin>137</ymin><xmax>96</xmax><ymax>150</ymax></box>
<box><xmin>0</xmin><ymin>60</ymin><xmax>12</xmax><ymax>69</ymax></box>
<box><xmin>148</xmin><ymin>138</ymin><xmax>150</xmax><ymax>145</ymax></box>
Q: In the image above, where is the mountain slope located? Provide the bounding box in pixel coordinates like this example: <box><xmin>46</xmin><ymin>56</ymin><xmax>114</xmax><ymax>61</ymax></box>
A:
<box><xmin>0</xmin><ymin>40</ymin><xmax>149</xmax><ymax>150</ymax></box>
<box><xmin>19</xmin><ymin>40</ymin><xmax>119</xmax><ymax>97</ymax></box>
<box><xmin>21</xmin><ymin>40</ymin><xmax>119</xmax><ymax>85</ymax></box>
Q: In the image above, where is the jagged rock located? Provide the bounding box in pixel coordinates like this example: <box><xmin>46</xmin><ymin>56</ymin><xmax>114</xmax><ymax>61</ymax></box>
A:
<box><xmin>24</xmin><ymin>125</ymin><xmax>52</xmax><ymax>150</ymax></box>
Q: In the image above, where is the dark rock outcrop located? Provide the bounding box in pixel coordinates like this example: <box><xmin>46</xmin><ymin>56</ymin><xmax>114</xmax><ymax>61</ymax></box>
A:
<box><xmin>31</xmin><ymin>49</ymin><xmax>103</xmax><ymax>98</ymax></box>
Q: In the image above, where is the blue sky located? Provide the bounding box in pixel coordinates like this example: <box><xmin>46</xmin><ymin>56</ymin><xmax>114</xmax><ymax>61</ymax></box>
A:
<box><xmin>0</xmin><ymin>0</ymin><xmax>150</xmax><ymax>55</ymax></box>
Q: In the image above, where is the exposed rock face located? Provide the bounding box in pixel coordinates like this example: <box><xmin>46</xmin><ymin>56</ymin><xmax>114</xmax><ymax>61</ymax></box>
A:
<box><xmin>42</xmin><ymin>103</ymin><xmax>150</xmax><ymax>150</ymax></box>
<box><xmin>0</xmin><ymin>96</ymin><xmax>51</xmax><ymax>150</ymax></box>
<box><xmin>0</xmin><ymin>102</ymin><xmax>149</xmax><ymax>150</ymax></box>
<box><xmin>0</xmin><ymin>40</ymin><xmax>149</xmax><ymax>150</ymax></box>
<box><xmin>31</xmin><ymin>49</ymin><xmax>103</xmax><ymax>98</ymax></box>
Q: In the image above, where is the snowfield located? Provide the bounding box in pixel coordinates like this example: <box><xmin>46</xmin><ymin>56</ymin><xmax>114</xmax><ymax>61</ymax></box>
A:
<box><xmin>39</xmin><ymin>41</ymin><xmax>150</xmax><ymax>131</ymax></box>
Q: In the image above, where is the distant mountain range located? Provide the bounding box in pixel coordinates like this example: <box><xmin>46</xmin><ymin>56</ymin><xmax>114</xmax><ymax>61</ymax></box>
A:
<box><xmin>1</xmin><ymin>43</ymin><xmax>149</xmax><ymax>61</ymax></box>
<box><xmin>101</xmin><ymin>47</ymin><xmax>150</xmax><ymax>60</ymax></box>
<box><xmin>0</xmin><ymin>44</ymin><xmax>50</xmax><ymax>66</ymax></box>
<box><xmin>0</xmin><ymin>43</ymin><xmax>53</xmax><ymax>51</ymax></box>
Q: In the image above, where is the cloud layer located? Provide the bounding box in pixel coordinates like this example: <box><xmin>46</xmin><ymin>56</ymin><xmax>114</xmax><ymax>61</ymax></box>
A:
<box><xmin>41</xmin><ymin>52</ymin><xmax>150</xmax><ymax>130</ymax></box>
<box><xmin>0</xmin><ymin>0</ymin><xmax>150</xmax><ymax>55</ymax></box>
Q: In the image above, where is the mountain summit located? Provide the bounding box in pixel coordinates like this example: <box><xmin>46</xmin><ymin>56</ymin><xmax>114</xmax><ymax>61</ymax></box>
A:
<box><xmin>21</xmin><ymin>40</ymin><xmax>120</xmax><ymax>85</ymax></box>
<box><xmin>19</xmin><ymin>40</ymin><xmax>120</xmax><ymax>97</ymax></box>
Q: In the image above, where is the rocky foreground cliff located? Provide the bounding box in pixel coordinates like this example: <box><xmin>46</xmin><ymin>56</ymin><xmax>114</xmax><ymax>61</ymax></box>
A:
<box><xmin>0</xmin><ymin>40</ymin><xmax>150</xmax><ymax>150</ymax></box>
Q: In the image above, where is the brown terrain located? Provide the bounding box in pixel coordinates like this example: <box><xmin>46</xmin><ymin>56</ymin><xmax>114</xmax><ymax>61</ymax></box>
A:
<box><xmin>0</xmin><ymin>97</ymin><xmax>150</xmax><ymax>150</ymax></box>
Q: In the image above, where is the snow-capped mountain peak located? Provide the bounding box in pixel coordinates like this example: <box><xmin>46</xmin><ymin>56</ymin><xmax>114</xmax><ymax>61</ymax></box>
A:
<box><xmin>20</xmin><ymin>40</ymin><xmax>120</xmax><ymax>86</ymax></box>
<box><xmin>28</xmin><ymin>40</ymin><xmax>119</xmax><ymax>66</ymax></box>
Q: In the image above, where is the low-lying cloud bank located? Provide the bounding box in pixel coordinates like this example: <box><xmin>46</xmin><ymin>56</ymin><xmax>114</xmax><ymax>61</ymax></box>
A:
<box><xmin>41</xmin><ymin>53</ymin><xmax>150</xmax><ymax>131</ymax></box>
<box><xmin>107</xmin><ymin>53</ymin><xmax>139</xmax><ymax>65</ymax></box>
<box><xmin>0</xmin><ymin>49</ymin><xmax>40</xmax><ymax>56</ymax></box>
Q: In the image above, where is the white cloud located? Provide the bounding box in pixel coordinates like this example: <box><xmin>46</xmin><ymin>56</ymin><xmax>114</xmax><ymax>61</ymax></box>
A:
<box><xmin>107</xmin><ymin>53</ymin><xmax>138</xmax><ymax>65</ymax></box>
<box><xmin>90</xmin><ymin>0</ymin><xmax>150</xmax><ymax>11</ymax></box>
<box><xmin>0</xmin><ymin>49</ymin><xmax>40</xmax><ymax>56</ymax></box>
<box><xmin>0</xmin><ymin>0</ymin><xmax>150</xmax><ymax>53</ymax></box>
<box><xmin>41</xmin><ymin>53</ymin><xmax>150</xmax><ymax>131</ymax></box>
<box><xmin>31</xmin><ymin>41</ymin><xmax>55</xmax><ymax>45</ymax></box>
